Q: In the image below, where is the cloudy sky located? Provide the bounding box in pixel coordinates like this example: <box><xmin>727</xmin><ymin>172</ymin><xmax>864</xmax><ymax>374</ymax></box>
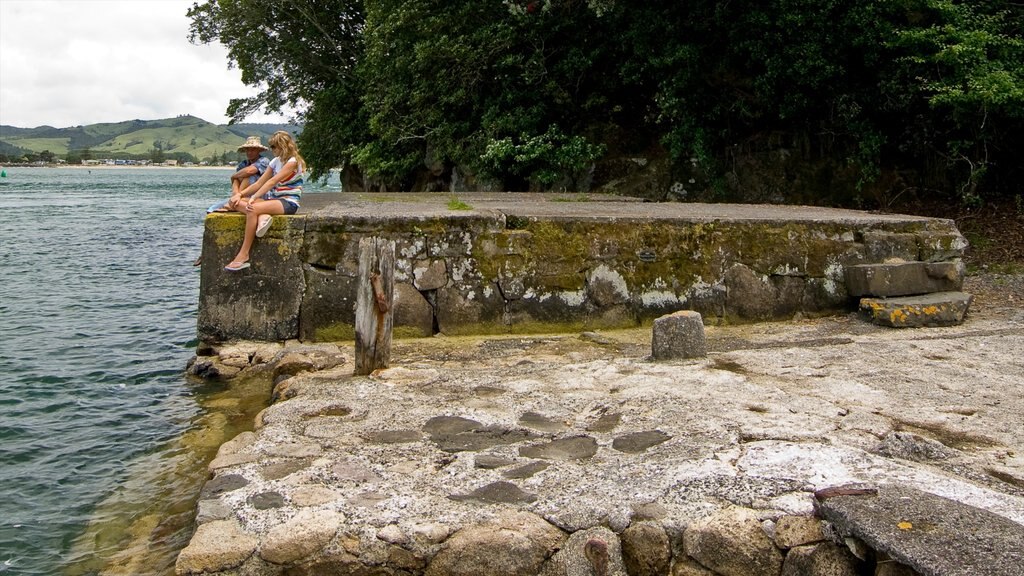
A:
<box><xmin>0</xmin><ymin>0</ymin><xmax>289</xmax><ymax>128</ymax></box>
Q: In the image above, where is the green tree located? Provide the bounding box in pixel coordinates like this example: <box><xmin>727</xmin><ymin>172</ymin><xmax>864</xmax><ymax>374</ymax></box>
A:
<box><xmin>188</xmin><ymin>0</ymin><xmax>365</xmax><ymax>180</ymax></box>
<box><xmin>886</xmin><ymin>0</ymin><xmax>1024</xmax><ymax>203</ymax></box>
<box><xmin>189</xmin><ymin>0</ymin><xmax>1024</xmax><ymax>201</ymax></box>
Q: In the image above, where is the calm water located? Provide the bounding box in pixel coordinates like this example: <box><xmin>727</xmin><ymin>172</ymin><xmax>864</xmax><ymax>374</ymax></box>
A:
<box><xmin>0</xmin><ymin>167</ymin><xmax>339</xmax><ymax>575</ymax></box>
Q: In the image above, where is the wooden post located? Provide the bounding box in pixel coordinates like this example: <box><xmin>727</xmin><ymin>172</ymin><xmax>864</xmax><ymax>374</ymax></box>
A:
<box><xmin>354</xmin><ymin>237</ymin><xmax>395</xmax><ymax>375</ymax></box>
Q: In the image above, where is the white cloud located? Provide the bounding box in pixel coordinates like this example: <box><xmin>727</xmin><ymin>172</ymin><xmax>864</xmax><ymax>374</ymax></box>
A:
<box><xmin>0</xmin><ymin>0</ymin><xmax>291</xmax><ymax>128</ymax></box>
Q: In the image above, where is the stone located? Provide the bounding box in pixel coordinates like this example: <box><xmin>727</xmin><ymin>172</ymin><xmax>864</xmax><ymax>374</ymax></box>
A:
<box><xmin>621</xmin><ymin>521</ymin><xmax>671</xmax><ymax>576</ymax></box>
<box><xmin>187</xmin><ymin>357</ymin><xmax>242</xmax><ymax>381</ymax></box>
<box><xmin>612</xmin><ymin>430</ymin><xmax>671</xmax><ymax>454</ymax></box>
<box><xmin>502</xmin><ymin>461</ymin><xmax>550</xmax><ymax>479</ymax></box>
<box><xmin>774</xmin><ymin>515</ymin><xmax>825</xmax><ymax>549</ymax></box>
<box><xmin>670</xmin><ymin>558</ymin><xmax>718</xmax><ymax>575</ymax></box>
<box><xmin>262</xmin><ymin>458</ymin><xmax>313</xmax><ymax>480</ymax></box>
<box><xmin>519</xmin><ymin>436</ymin><xmax>598</xmax><ymax>460</ymax></box>
<box><xmin>449</xmin><ymin>481</ymin><xmax>538</xmax><ymax>504</ymax></box>
<box><xmin>207</xmin><ymin>451</ymin><xmax>259</xmax><ymax>472</ymax></box>
<box><xmin>474</xmin><ymin>454</ymin><xmax>515</xmax><ymax>469</ymax></box>
<box><xmin>248</xmin><ymin>491</ymin><xmax>286</xmax><ymax>510</ymax></box>
<box><xmin>519</xmin><ymin>411</ymin><xmax>568</xmax><ymax>432</ymax></box>
<box><xmin>652</xmin><ymin>310</ymin><xmax>707</xmax><ymax>360</ymax></box>
<box><xmin>199</xmin><ymin>474</ymin><xmax>249</xmax><ymax>499</ymax></box>
<box><xmin>259</xmin><ymin>509</ymin><xmax>344</xmax><ymax>564</ymax></box>
<box><xmin>683</xmin><ymin>506</ymin><xmax>784</xmax><ymax>576</ymax></box>
<box><xmin>541</xmin><ymin>526</ymin><xmax>627</xmax><ymax>576</ymax></box>
<box><xmin>815</xmin><ymin>485</ymin><xmax>1024</xmax><ymax>576</ymax></box>
<box><xmin>587</xmin><ymin>264</ymin><xmax>631</xmax><ymax>307</ymax></box>
<box><xmin>844</xmin><ymin>261</ymin><xmax>964</xmax><ymax>297</ymax></box>
<box><xmin>175</xmin><ymin>519</ymin><xmax>257</xmax><ymax>574</ymax></box>
<box><xmin>859</xmin><ymin>291</ymin><xmax>973</xmax><ymax>328</ymax></box>
<box><xmin>425</xmin><ymin>511</ymin><xmax>565</xmax><ymax>576</ymax></box>
<box><xmin>394</xmin><ymin>282</ymin><xmax>435</xmax><ymax>337</ymax></box>
<box><xmin>723</xmin><ymin>264</ymin><xmax>776</xmax><ymax>321</ymax></box>
<box><xmin>586</xmin><ymin>411</ymin><xmax>622</xmax><ymax>432</ymax></box>
<box><xmin>290</xmin><ymin>485</ymin><xmax>339</xmax><ymax>507</ymax></box>
<box><xmin>874</xmin><ymin>431</ymin><xmax>958</xmax><ymax>461</ymax></box>
<box><xmin>264</xmin><ymin>441</ymin><xmax>322</xmax><ymax>458</ymax></box>
<box><xmin>331</xmin><ymin>460</ymin><xmax>383</xmax><ymax>485</ymax></box>
<box><xmin>377</xmin><ymin>524</ymin><xmax>409</xmax><ymax>546</ymax></box>
<box><xmin>781</xmin><ymin>542</ymin><xmax>860</xmax><ymax>576</ymax></box>
<box><xmin>195</xmin><ymin>499</ymin><xmax>233</xmax><ymax>524</ymax></box>
<box><xmin>862</xmin><ymin>232</ymin><xmax>919</xmax><ymax>262</ymax></box>
<box><xmin>413</xmin><ymin>259</ymin><xmax>448</xmax><ymax>290</ymax></box>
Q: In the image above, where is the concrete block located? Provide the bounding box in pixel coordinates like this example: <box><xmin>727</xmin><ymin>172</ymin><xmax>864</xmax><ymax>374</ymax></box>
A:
<box><xmin>859</xmin><ymin>292</ymin><xmax>973</xmax><ymax>328</ymax></box>
<box><xmin>652</xmin><ymin>310</ymin><xmax>706</xmax><ymax>360</ymax></box>
<box><xmin>815</xmin><ymin>485</ymin><xmax>1024</xmax><ymax>576</ymax></box>
<box><xmin>844</xmin><ymin>261</ymin><xmax>964</xmax><ymax>297</ymax></box>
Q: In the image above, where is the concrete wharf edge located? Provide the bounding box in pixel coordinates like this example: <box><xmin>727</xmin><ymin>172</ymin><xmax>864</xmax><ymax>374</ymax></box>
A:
<box><xmin>197</xmin><ymin>193</ymin><xmax>967</xmax><ymax>344</ymax></box>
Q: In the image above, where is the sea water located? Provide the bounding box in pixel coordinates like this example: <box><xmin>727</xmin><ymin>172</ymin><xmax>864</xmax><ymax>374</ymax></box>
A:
<box><xmin>0</xmin><ymin>167</ymin><xmax>339</xmax><ymax>575</ymax></box>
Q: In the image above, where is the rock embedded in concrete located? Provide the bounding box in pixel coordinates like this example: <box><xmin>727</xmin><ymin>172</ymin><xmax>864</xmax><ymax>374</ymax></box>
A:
<box><xmin>773</xmin><ymin>515</ymin><xmax>826</xmax><ymax>549</ymax></box>
<box><xmin>683</xmin><ymin>506</ymin><xmax>784</xmax><ymax>576</ymax></box>
<box><xmin>259</xmin><ymin>509</ymin><xmax>345</xmax><ymax>565</ymax></box>
<box><xmin>541</xmin><ymin>526</ymin><xmax>628</xmax><ymax>576</ymax></box>
<box><xmin>175</xmin><ymin>519</ymin><xmax>257</xmax><ymax>575</ymax></box>
<box><xmin>612</xmin><ymin>430</ymin><xmax>672</xmax><ymax>454</ymax></box>
<box><xmin>424</xmin><ymin>512</ymin><xmax>565</xmax><ymax>576</ymax></box>
<box><xmin>780</xmin><ymin>542</ymin><xmax>860</xmax><ymax>576</ymax></box>
<box><xmin>449</xmin><ymin>480</ymin><xmax>538</xmax><ymax>504</ymax></box>
<box><xmin>621</xmin><ymin>521</ymin><xmax>671</xmax><ymax>576</ymax></box>
<box><xmin>519</xmin><ymin>435</ymin><xmax>599</xmax><ymax>460</ymax></box>
<box><xmin>652</xmin><ymin>310</ymin><xmax>707</xmax><ymax>360</ymax></box>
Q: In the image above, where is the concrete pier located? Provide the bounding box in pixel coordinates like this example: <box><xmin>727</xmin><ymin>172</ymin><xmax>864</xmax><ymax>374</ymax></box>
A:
<box><xmin>196</xmin><ymin>193</ymin><xmax>967</xmax><ymax>344</ymax></box>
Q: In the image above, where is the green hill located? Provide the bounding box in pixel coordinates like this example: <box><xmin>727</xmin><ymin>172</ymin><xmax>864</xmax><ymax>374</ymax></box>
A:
<box><xmin>0</xmin><ymin>116</ymin><xmax>299</xmax><ymax>163</ymax></box>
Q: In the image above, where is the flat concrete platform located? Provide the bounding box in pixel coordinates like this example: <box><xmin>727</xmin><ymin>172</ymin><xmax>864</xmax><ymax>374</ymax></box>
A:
<box><xmin>180</xmin><ymin>280</ymin><xmax>1024</xmax><ymax>574</ymax></box>
<box><xmin>300</xmin><ymin>192</ymin><xmax>938</xmax><ymax>224</ymax></box>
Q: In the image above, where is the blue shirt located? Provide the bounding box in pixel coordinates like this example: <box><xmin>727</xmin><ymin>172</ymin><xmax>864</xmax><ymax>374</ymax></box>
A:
<box><xmin>236</xmin><ymin>156</ymin><xmax>270</xmax><ymax>185</ymax></box>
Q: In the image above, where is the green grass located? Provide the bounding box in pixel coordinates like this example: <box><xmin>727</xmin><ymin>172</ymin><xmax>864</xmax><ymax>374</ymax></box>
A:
<box><xmin>447</xmin><ymin>196</ymin><xmax>472</xmax><ymax>210</ymax></box>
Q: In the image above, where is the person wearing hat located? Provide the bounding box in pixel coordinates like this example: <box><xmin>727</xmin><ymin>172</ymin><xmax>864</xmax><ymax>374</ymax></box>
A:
<box><xmin>205</xmin><ymin>136</ymin><xmax>271</xmax><ymax>213</ymax></box>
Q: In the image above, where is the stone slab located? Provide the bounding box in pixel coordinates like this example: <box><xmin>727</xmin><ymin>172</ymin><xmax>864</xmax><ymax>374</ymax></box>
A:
<box><xmin>859</xmin><ymin>291</ymin><xmax>973</xmax><ymax>328</ymax></box>
<box><xmin>815</xmin><ymin>485</ymin><xmax>1024</xmax><ymax>576</ymax></box>
<box><xmin>845</xmin><ymin>261</ymin><xmax>965</xmax><ymax>298</ymax></box>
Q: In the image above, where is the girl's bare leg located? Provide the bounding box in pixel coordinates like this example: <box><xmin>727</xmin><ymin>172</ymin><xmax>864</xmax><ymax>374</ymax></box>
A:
<box><xmin>227</xmin><ymin>199</ymin><xmax>287</xmax><ymax>266</ymax></box>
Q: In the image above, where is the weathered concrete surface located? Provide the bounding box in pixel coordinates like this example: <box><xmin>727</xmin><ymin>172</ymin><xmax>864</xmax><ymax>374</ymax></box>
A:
<box><xmin>179</xmin><ymin>284</ymin><xmax>1024</xmax><ymax>574</ymax></box>
<box><xmin>196</xmin><ymin>193</ymin><xmax>967</xmax><ymax>343</ymax></box>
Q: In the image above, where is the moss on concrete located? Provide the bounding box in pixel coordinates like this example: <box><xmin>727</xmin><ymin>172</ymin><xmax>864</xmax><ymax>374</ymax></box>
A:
<box><xmin>315</xmin><ymin>323</ymin><xmax>357</xmax><ymax>342</ymax></box>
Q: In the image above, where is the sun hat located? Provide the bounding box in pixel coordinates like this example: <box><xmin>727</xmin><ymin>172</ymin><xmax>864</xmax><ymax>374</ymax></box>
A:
<box><xmin>237</xmin><ymin>136</ymin><xmax>268</xmax><ymax>152</ymax></box>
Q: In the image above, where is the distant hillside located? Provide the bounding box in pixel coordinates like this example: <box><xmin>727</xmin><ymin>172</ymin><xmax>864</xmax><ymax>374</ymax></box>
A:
<box><xmin>0</xmin><ymin>115</ymin><xmax>300</xmax><ymax>163</ymax></box>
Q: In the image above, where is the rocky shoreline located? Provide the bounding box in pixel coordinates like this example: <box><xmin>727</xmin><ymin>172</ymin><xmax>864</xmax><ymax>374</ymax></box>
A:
<box><xmin>178</xmin><ymin>274</ymin><xmax>1024</xmax><ymax>576</ymax></box>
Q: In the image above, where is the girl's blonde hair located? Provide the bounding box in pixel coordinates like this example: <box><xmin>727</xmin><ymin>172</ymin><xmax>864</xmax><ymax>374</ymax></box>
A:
<box><xmin>268</xmin><ymin>130</ymin><xmax>306</xmax><ymax>173</ymax></box>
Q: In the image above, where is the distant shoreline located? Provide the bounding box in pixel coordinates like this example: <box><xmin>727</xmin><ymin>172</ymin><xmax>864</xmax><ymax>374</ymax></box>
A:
<box><xmin>1</xmin><ymin>164</ymin><xmax>235</xmax><ymax>171</ymax></box>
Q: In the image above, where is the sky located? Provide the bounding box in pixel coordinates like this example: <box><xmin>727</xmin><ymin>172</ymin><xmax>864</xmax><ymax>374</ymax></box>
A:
<box><xmin>0</xmin><ymin>0</ymin><xmax>290</xmax><ymax>128</ymax></box>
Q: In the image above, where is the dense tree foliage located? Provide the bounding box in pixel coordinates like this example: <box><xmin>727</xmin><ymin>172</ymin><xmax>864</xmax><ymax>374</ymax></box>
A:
<box><xmin>190</xmin><ymin>0</ymin><xmax>1023</xmax><ymax>203</ymax></box>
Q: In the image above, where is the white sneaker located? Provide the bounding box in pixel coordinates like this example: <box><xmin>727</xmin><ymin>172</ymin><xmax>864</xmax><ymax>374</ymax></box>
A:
<box><xmin>255</xmin><ymin>215</ymin><xmax>272</xmax><ymax>238</ymax></box>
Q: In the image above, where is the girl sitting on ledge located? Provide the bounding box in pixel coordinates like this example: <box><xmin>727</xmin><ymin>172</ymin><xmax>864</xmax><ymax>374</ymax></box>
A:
<box><xmin>224</xmin><ymin>131</ymin><xmax>305</xmax><ymax>271</ymax></box>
